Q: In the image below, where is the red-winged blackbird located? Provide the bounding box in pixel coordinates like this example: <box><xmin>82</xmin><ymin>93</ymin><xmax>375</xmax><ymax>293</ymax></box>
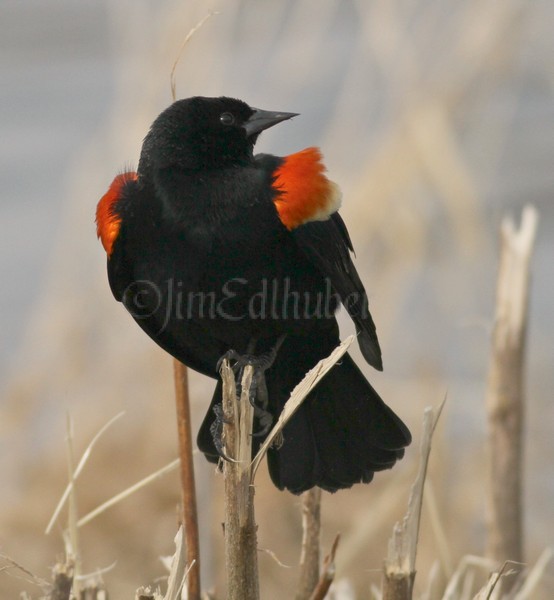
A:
<box><xmin>96</xmin><ymin>96</ymin><xmax>410</xmax><ymax>494</ymax></box>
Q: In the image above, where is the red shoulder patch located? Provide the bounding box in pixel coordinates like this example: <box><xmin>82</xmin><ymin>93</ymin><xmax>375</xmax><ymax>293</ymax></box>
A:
<box><xmin>271</xmin><ymin>147</ymin><xmax>341</xmax><ymax>230</ymax></box>
<box><xmin>96</xmin><ymin>171</ymin><xmax>137</xmax><ymax>256</ymax></box>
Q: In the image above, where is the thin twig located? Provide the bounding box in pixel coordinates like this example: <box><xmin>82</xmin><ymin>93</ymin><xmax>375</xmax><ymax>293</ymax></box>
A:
<box><xmin>170</xmin><ymin>12</ymin><xmax>218</xmax><ymax>101</ymax></box>
<box><xmin>45</xmin><ymin>412</ymin><xmax>125</xmax><ymax>534</ymax></box>
<box><xmin>258</xmin><ymin>547</ymin><xmax>293</xmax><ymax>569</ymax></box>
<box><xmin>64</xmin><ymin>415</ymin><xmax>81</xmax><ymax>596</ymax></box>
<box><xmin>75</xmin><ymin>562</ymin><xmax>117</xmax><ymax>581</ymax></box>
<box><xmin>0</xmin><ymin>554</ymin><xmax>49</xmax><ymax>589</ymax></box>
<box><xmin>77</xmin><ymin>459</ymin><xmax>179</xmax><ymax>528</ymax></box>
<box><xmin>173</xmin><ymin>359</ymin><xmax>201</xmax><ymax>600</ymax></box>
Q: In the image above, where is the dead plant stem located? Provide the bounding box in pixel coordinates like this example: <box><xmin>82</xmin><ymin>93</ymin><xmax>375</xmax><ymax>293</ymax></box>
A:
<box><xmin>173</xmin><ymin>359</ymin><xmax>201</xmax><ymax>600</ymax></box>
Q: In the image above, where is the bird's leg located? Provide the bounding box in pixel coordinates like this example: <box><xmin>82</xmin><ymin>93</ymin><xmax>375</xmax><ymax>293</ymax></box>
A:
<box><xmin>243</xmin><ymin>334</ymin><xmax>286</xmax><ymax>436</ymax></box>
<box><xmin>211</xmin><ymin>339</ymin><xmax>258</xmax><ymax>461</ymax></box>
<box><xmin>250</xmin><ymin>373</ymin><xmax>273</xmax><ymax>437</ymax></box>
<box><xmin>214</xmin><ymin>335</ymin><xmax>286</xmax><ymax>445</ymax></box>
<box><xmin>215</xmin><ymin>338</ymin><xmax>257</xmax><ymax>396</ymax></box>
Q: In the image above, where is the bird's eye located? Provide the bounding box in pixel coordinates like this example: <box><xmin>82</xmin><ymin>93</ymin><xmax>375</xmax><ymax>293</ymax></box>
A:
<box><xmin>220</xmin><ymin>112</ymin><xmax>235</xmax><ymax>126</ymax></box>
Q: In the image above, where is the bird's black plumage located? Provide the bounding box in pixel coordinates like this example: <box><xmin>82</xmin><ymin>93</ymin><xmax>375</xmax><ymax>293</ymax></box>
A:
<box><xmin>97</xmin><ymin>96</ymin><xmax>410</xmax><ymax>493</ymax></box>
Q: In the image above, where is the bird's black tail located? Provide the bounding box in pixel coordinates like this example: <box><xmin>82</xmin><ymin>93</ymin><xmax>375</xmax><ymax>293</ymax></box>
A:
<box><xmin>197</xmin><ymin>346</ymin><xmax>411</xmax><ymax>494</ymax></box>
<box><xmin>265</xmin><ymin>352</ymin><xmax>410</xmax><ymax>493</ymax></box>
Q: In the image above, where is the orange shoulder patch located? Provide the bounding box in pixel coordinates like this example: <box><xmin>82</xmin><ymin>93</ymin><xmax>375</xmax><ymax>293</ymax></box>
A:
<box><xmin>96</xmin><ymin>171</ymin><xmax>137</xmax><ymax>256</ymax></box>
<box><xmin>271</xmin><ymin>147</ymin><xmax>342</xmax><ymax>230</ymax></box>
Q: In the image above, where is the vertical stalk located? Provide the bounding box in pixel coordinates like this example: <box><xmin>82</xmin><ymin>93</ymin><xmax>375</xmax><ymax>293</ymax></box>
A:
<box><xmin>485</xmin><ymin>207</ymin><xmax>538</xmax><ymax>574</ymax></box>
<box><xmin>295</xmin><ymin>488</ymin><xmax>322</xmax><ymax>600</ymax></box>
<box><xmin>221</xmin><ymin>361</ymin><xmax>260</xmax><ymax>600</ymax></box>
<box><xmin>173</xmin><ymin>359</ymin><xmax>201</xmax><ymax>600</ymax></box>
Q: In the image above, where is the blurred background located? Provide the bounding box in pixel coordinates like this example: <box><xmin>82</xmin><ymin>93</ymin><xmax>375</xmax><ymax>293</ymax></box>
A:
<box><xmin>1</xmin><ymin>0</ymin><xmax>552</xmax><ymax>597</ymax></box>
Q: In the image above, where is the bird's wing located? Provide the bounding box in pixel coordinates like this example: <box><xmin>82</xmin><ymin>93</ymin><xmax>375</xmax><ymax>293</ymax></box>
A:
<box><xmin>96</xmin><ymin>171</ymin><xmax>138</xmax><ymax>301</ymax></box>
<box><xmin>292</xmin><ymin>213</ymin><xmax>383</xmax><ymax>370</ymax></box>
<box><xmin>98</xmin><ymin>173</ymin><xmax>220</xmax><ymax>377</ymax></box>
<box><xmin>260</xmin><ymin>148</ymin><xmax>383</xmax><ymax>370</ymax></box>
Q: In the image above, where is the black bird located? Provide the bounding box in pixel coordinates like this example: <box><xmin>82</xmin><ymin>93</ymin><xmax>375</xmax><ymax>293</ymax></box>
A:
<box><xmin>96</xmin><ymin>96</ymin><xmax>411</xmax><ymax>494</ymax></box>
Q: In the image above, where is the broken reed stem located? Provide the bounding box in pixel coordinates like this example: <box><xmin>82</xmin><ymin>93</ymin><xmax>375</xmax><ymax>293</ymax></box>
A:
<box><xmin>295</xmin><ymin>488</ymin><xmax>322</xmax><ymax>600</ymax></box>
<box><xmin>308</xmin><ymin>534</ymin><xmax>340</xmax><ymax>600</ymax></box>
<box><xmin>383</xmin><ymin>401</ymin><xmax>445</xmax><ymax>600</ymax></box>
<box><xmin>221</xmin><ymin>361</ymin><xmax>260</xmax><ymax>600</ymax></box>
<box><xmin>48</xmin><ymin>559</ymin><xmax>74</xmax><ymax>600</ymax></box>
<box><xmin>173</xmin><ymin>359</ymin><xmax>201</xmax><ymax>600</ymax></box>
<box><xmin>382</xmin><ymin>571</ymin><xmax>416</xmax><ymax>600</ymax></box>
<box><xmin>485</xmin><ymin>207</ymin><xmax>538</xmax><ymax>574</ymax></box>
<box><xmin>164</xmin><ymin>527</ymin><xmax>190</xmax><ymax>600</ymax></box>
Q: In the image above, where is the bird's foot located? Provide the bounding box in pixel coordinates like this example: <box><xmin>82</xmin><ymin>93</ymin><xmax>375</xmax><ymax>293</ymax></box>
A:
<box><xmin>215</xmin><ymin>335</ymin><xmax>286</xmax><ymax>439</ymax></box>
<box><xmin>216</xmin><ymin>344</ymin><xmax>280</xmax><ymax>376</ymax></box>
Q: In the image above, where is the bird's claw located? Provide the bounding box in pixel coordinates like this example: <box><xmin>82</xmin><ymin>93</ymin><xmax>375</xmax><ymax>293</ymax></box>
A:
<box><xmin>216</xmin><ymin>348</ymin><xmax>277</xmax><ymax>374</ymax></box>
<box><xmin>213</xmin><ymin>335</ymin><xmax>285</xmax><ymax>452</ymax></box>
<box><xmin>216</xmin><ymin>349</ymin><xmax>242</xmax><ymax>374</ymax></box>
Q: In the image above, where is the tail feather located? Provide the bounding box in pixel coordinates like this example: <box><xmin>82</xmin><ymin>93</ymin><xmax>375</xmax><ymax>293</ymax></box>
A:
<box><xmin>267</xmin><ymin>352</ymin><xmax>410</xmax><ymax>493</ymax></box>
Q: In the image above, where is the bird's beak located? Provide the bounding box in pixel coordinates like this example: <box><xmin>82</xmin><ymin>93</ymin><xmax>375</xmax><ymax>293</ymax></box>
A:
<box><xmin>243</xmin><ymin>108</ymin><xmax>299</xmax><ymax>137</ymax></box>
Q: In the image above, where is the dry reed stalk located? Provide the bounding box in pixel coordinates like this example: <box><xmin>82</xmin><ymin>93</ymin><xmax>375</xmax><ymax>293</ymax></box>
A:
<box><xmin>308</xmin><ymin>534</ymin><xmax>340</xmax><ymax>600</ymax></box>
<box><xmin>163</xmin><ymin>526</ymin><xmax>195</xmax><ymax>600</ymax></box>
<box><xmin>48</xmin><ymin>560</ymin><xmax>74</xmax><ymax>600</ymax></box>
<box><xmin>48</xmin><ymin>557</ymin><xmax>109</xmax><ymax>600</ymax></box>
<box><xmin>383</xmin><ymin>401</ymin><xmax>445</xmax><ymax>600</ymax></box>
<box><xmin>64</xmin><ymin>416</ymin><xmax>81</xmax><ymax>597</ymax></box>
<box><xmin>46</xmin><ymin>412</ymin><xmax>125</xmax><ymax>535</ymax></box>
<box><xmin>485</xmin><ymin>206</ymin><xmax>538</xmax><ymax>576</ymax></box>
<box><xmin>170</xmin><ymin>11</ymin><xmax>218</xmax><ymax>101</ymax></box>
<box><xmin>77</xmin><ymin>458</ymin><xmax>179</xmax><ymax>528</ymax></box>
<box><xmin>173</xmin><ymin>359</ymin><xmax>201</xmax><ymax>600</ymax></box>
<box><xmin>295</xmin><ymin>487</ymin><xmax>322</xmax><ymax>600</ymax></box>
<box><xmin>221</xmin><ymin>360</ymin><xmax>259</xmax><ymax>600</ymax></box>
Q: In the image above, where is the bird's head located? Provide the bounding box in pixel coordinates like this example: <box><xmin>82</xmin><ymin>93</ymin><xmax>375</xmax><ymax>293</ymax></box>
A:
<box><xmin>138</xmin><ymin>96</ymin><xmax>298</xmax><ymax>173</ymax></box>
